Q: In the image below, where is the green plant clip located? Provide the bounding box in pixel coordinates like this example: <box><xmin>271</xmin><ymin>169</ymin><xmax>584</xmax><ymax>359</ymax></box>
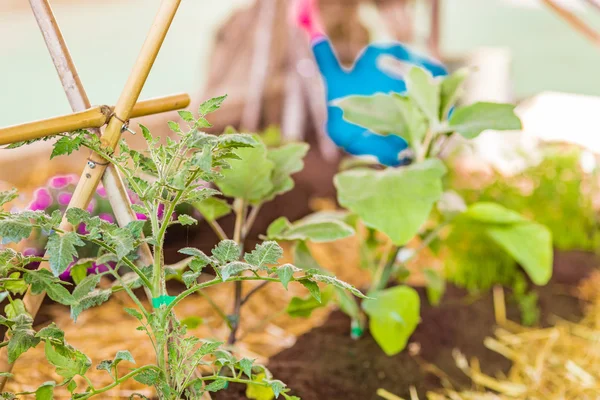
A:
<box><xmin>152</xmin><ymin>295</ymin><xmax>177</xmax><ymax>308</ymax></box>
<box><xmin>350</xmin><ymin>320</ymin><xmax>364</xmax><ymax>339</ymax></box>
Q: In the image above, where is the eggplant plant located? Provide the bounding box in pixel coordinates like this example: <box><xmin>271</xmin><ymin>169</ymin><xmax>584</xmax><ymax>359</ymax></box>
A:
<box><xmin>277</xmin><ymin>67</ymin><xmax>554</xmax><ymax>355</ymax></box>
<box><xmin>0</xmin><ymin>96</ymin><xmax>365</xmax><ymax>399</ymax></box>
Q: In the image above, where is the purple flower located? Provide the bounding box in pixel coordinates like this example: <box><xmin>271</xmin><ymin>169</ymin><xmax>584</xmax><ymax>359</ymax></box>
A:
<box><xmin>96</xmin><ymin>186</ymin><xmax>107</xmax><ymax>198</ymax></box>
<box><xmin>28</xmin><ymin>188</ymin><xmax>52</xmax><ymax>211</ymax></box>
<box><xmin>57</xmin><ymin>192</ymin><xmax>72</xmax><ymax>206</ymax></box>
<box><xmin>49</xmin><ymin>175</ymin><xmax>71</xmax><ymax>189</ymax></box>
<box><xmin>99</xmin><ymin>213</ymin><xmax>115</xmax><ymax>224</ymax></box>
<box><xmin>86</xmin><ymin>198</ymin><xmax>96</xmax><ymax>213</ymax></box>
<box><xmin>136</xmin><ymin>213</ymin><xmax>148</xmax><ymax>221</ymax></box>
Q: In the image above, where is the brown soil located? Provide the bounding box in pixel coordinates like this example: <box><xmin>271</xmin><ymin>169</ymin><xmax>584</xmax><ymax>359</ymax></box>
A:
<box><xmin>215</xmin><ymin>250</ymin><xmax>597</xmax><ymax>400</ymax></box>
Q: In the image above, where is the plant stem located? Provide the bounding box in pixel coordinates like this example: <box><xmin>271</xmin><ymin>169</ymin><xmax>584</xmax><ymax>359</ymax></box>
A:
<box><xmin>227</xmin><ymin>199</ymin><xmax>247</xmax><ymax>345</ymax></box>
<box><xmin>77</xmin><ymin>365</ymin><xmax>160</xmax><ymax>399</ymax></box>
<box><xmin>207</xmin><ymin>219</ymin><xmax>228</xmax><ymax>241</ymax></box>
<box><xmin>242</xmin><ymin>204</ymin><xmax>261</xmax><ymax>238</ymax></box>
<box><xmin>240</xmin><ymin>281</ymin><xmax>270</xmax><ymax>306</ymax></box>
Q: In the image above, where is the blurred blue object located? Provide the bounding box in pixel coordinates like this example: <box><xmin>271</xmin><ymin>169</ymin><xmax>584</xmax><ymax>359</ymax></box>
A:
<box><xmin>312</xmin><ymin>38</ymin><xmax>448</xmax><ymax>166</ymax></box>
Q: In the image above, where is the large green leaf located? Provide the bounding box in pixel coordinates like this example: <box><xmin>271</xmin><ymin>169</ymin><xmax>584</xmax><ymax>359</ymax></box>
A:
<box><xmin>216</xmin><ymin>141</ymin><xmax>275</xmax><ymax>202</ymax></box>
<box><xmin>0</xmin><ymin>215</ymin><xmax>33</xmax><ymax>244</ymax></box>
<box><xmin>335</xmin><ymin>159</ymin><xmax>447</xmax><ymax>245</ymax></box>
<box><xmin>449</xmin><ymin>102</ymin><xmax>522</xmax><ymax>139</ymax></box>
<box><xmin>44</xmin><ymin>341</ymin><xmax>91</xmax><ymax>379</ymax></box>
<box><xmin>265</xmin><ymin>143</ymin><xmax>309</xmax><ymax>200</ymax></box>
<box><xmin>192</xmin><ymin>197</ymin><xmax>231</xmax><ymax>222</ymax></box>
<box><xmin>461</xmin><ymin>202</ymin><xmax>553</xmax><ymax>286</ymax></box>
<box><xmin>362</xmin><ymin>286</ymin><xmax>420</xmax><ymax>356</ymax></box>
<box><xmin>334</xmin><ymin>94</ymin><xmax>427</xmax><ymax>146</ymax></box>
<box><xmin>406</xmin><ymin>67</ymin><xmax>440</xmax><ymax>124</ymax></box>
<box><xmin>269</xmin><ymin>218</ymin><xmax>354</xmax><ymax>243</ymax></box>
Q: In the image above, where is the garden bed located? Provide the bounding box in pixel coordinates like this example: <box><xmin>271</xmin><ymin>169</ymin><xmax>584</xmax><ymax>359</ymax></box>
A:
<box><xmin>216</xmin><ymin>250</ymin><xmax>597</xmax><ymax>400</ymax></box>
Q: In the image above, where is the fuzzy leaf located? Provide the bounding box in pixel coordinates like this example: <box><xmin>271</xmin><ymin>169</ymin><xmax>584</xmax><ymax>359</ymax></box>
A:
<box><xmin>46</xmin><ymin>232</ymin><xmax>85</xmax><ymax>276</ymax></box>
<box><xmin>406</xmin><ymin>67</ymin><xmax>440</xmax><ymax>124</ymax></box>
<box><xmin>25</xmin><ymin>270</ymin><xmax>75</xmax><ymax>306</ymax></box>
<box><xmin>177</xmin><ymin>214</ymin><xmax>197</xmax><ymax>226</ymax></box>
<box><xmin>221</xmin><ymin>262</ymin><xmax>254</xmax><ymax>281</ymax></box>
<box><xmin>299</xmin><ymin>279</ymin><xmax>321</xmax><ymax>302</ymax></box>
<box><xmin>335</xmin><ymin>159</ymin><xmax>446</xmax><ymax>246</ymax></box>
<box><xmin>8</xmin><ymin>327</ymin><xmax>40</xmax><ymax>363</ymax></box>
<box><xmin>0</xmin><ymin>190</ymin><xmax>18</xmax><ymax>207</ymax></box>
<box><xmin>212</xmin><ymin>240</ymin><xmax>241</xmax><ymax>265</ymax></box>
<box><xmin>276</xmin><ymin>264</ymin><xmax>298</xmax><ymax>290</ymax></box>
<box><xmin>244</xmin><ymin>241</ymin><xmax>283</xmax><ymax>269</ymax></box>
<box><xmin>51</xmin><ymin>136</ymin><xmax>82</xmax><ymax>159</ymax></box>
<box><xmin>34</xmin><ymin>381</ymin><xmax>55</xmax><ymax>400</ymax></box>
<box><xmin>265</xmin><ymin>143</ymin><xmax>309</xmax><ymax>200</ymax></box>
<box><xmin>104</xmin><ymin>227</ymin><xmax>135</xmax><ymax>259</ymax></box>
<box><xmin>310</xmin><ymin>274</ymin><xmax>366</xmax><ymax>299</ymax></box>
<box><xmin>70</xmin><ymin>289</ymin><xmax>111</xmax><ymax>322</ymax></box>
<box><xmin>0</xmin><ymin>215</ymin><xmax>33</xmax><ymax>244</ymax></box>
<box><xmin>439</xmin><ymin>68</ymin><xmax>468</xmax><ymax>119</ymax></box>
<box><xmin>449</xmin><ymin>102</ymin><xmax>522</xmax><ymax>139</ymax></box>
<box><xmin>199</xmin><ymin>95</ymin><xmax>227</xmax><ymax>115</ymax></box>
<box><xmin>44</xmin><ymin>341</ymin><xmax>91</xmax><ymax>379</ymax></box>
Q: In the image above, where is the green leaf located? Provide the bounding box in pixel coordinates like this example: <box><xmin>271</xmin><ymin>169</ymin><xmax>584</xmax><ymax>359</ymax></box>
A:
<box><xmin>298</xmin><ymin>279</ymin><xmax>321</xmax><ymax>302</ymax></box>
<box><xmin>35</xmin><ymin>381</ymin><xmax>55</xmax><ymax>400</ymax></box>
<box><xmin>36</xmin><ymin>323</ymin><xmax>65</xmax><ymax>342</ymax></box>
<box><xmin>268</xmin><ymin>380</ymin><xmax>285</xmax><ymax>398</ymax></box>
<box><xmin>461</xmin><ymin>203</ymin><xmax>553</xmax><ymax>285</ymax></box>
<box><xmin>182</xmin><ymin>270</ymin><xmax>201</xmax><ymax>288</ymax></box>
<box><xmin>124</xmin><ymin>308</ymin><xmax>143</xmax><ymax>321</ymax></box>
<box><xmin>266</xmin><ymin>217</ymin><xmax>292</xmax><ymax>239</ymax></box>
<box><xmin>25</xmin><ymin>270</ymin><xmax>75</xmax><ymax>306</ymax></box>
<box><xmin>245</xmin><ymin>241</ymin><xmax>283</xmax><ymax>269</ymax></box>
<box><xmin>286</xmin><ymin>286</ymin><xmax>333</xmax><ymax>318</ymax></box>
<box><xmin>362</xmin><ymin>286</ymin><xmax>420</xmax><ymax>356</ymax></box>
<box><xmin>199</xmin><ymin>95</ymin><xmax>227</xmax><ymax>115</ymax></box>
<box><xmin>0</xmin><ymin>190</ymin><xmax>18</xmax><ymax>207</ymax></box>
<box><xmin>192</xmin><ymin>197</ymin><xmax>231</xmax><ymax>222</ymax></box>
<box><xmin>310</xmin><ymin>274</ymin><xmax>366</xmax><ymax>299</ymax></box>
<box><xmin>273</xmin><ymin>220</ymin><xmax>355</xmax><ymax>243</ymax></box>
<box><xmin>265</xmin><ymin>143</ymin><xmax>309</xmax><ymax>200</ymax></box>
<box><xmin>167</xmin><ymin>121</ymin><xmax>181</xmax><ymax>133</ymax></box>
<box><xmin>486</xmin><ymin>223</ymin><xmax>552</xmax><ymax>285</ymax></box>
<box><xmin>406</xmin><ymin>66</ymin><xmax>440</xmax><ymax>124</ymax></box>
<box><xmin>335</xmin><ymin>159</ymin><xmax>446</xmax><ymax>245</ymax></box>
<box><xmin>4</xmin><ymin>273</ymin><xmax>27</xmax><ymax>295</ymax></box>
<box><xmin>439</xmin><ymin>67</ymin><xmax>468</xmax><ymax>119</ymax></box>
<box><xmin>205</xmin><ymin>379</ymin><xmax>228</xmax><ymax>392</ymax></box>
<box><xmin>293</xmin><ymin>241</ymin><xmax>322</xmax><ymax>271</ymax></box>
<box><xmin>216</xmin><ymin>141</ymin><xmax>275</xmax><ymax>202</ymax></box>
<box><xmin>276</xmin><ymin>264</ymin><xmax>298</xmax><ymax>290</ymax></box>
<box><xmin>423</xmin><ymin>269</ymin><xmax>445</xmax><ymax>306</ymax></box>
<box><xmin>5</xmin><ymin>299</ymin><xmax>26</xmax><ymax>320</ymax></box>
<box><xmin>221</xmin><ymin>262</ymin><xmax>254</xmax><ymax>281</ymax></box>
<box><xmin>70</xmin><ymin>289</ymin><xmax>111</xmax><ymax>322</ymax></box>
<box><xmin>8</xmin><ymin>327</ymin><xmax>40</xmax><ymax>363</ymax></box>
<box><xmin>449</xmin><ymin>102</ymin><xmax>522</xmax><ymax>139</ymax></box>
<box><xmin>0</xmin><ymin>215</ymin><xmax>33</xmax><ymax>244</ymax></box>
<box><xmin>51</xmin><ymin>136</ymin><xmax>82</xmax><ymax>159</ymax></box>
<box><xmin>46</xmin><ymin>232</ymin><xmax>85</xmax><ymax>276</ymax></box>
<box><xmin>178</xmin><ymin>110</ymin><xmax>195</xmax><ymax>122</ymax></box>
<box><xmin>104</xmin><ymin>227</ymin><xmax>135</xmax><ymax>259</ymax></box>
<box><xmin>177</xmin><ymin>214</ymin><xmax>197</xmax><ymax>226</ymax></box>
<box><xmin>238</xmin><ymin>358</ymin><xmax>254</xmax><ymax>378</ymax></box>
<box><xmin>44</xmin><ymin>341</ymin><xmax>91</xmax><ymax>379</ymax></box>
<box><xmin>192</xmin><ymin>145</ymin><xmax>213</xmax><ymax>173</ymax></box>
<box><xmin>114</xmin><ymin>350</ymin><xmax>135</xmax><ymax>365</ymax></box>
<box><xmin>212</xmin><ymin>240</ymin><xmax>241</xmax><ymax>264</ymax></box>
<box><xmin>134</xmin><ymin>368</ymin><xmax>161</xmax><ymax>386</ymax></box>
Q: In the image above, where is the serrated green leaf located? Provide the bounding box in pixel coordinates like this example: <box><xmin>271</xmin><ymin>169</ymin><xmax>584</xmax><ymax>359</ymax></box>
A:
<box><xmin>362</xmin><ymin>286</ymin><xmax>420</xmax><ymax>355</ymax></box>
<box><xmin>44</xmin><ymin>341</ymin><xmax>91</xmax><ymax>379</ymax></box>
<box><xmin>70</xmin><ymin>289</ymin><xmax>111</xmax><ymax>322</ymax></box>
<box><xmin>310</xmin><ymin>274</ymin><xmax>366</xmax><ymax>299</ymax></box>
<box><xmin>134</xmin><ymin>368</ymin><xmax>161</xmax><ymax>386</ymax></box>
<box><xmin>199</xmin><ymin>95</ymin><xmax>227</xmax><ymax>115</ymax></box>
<box><xmin>276</xmin><ymin>264</ymin><xmax>297</xmax><ymax>290</ymax></box>
<box><xmin>238</xmin><ymin>358</ymin><xmax>254</xmax><ymax>378</ymax></box>
<box><xmin>51</xmin><ymin>136</ymin><xmax>82</xmax><ymax>159</ymax></box>
<box><xmin>335</xmin><ymin>159</ymin><xmax>446</xmax><ymax>246</ymax></box>
<box><xmin>114</xmin><ymin>350</ymin><xmax>135</xmax><ymax>365</ymax></box>
<box><xmin>4</xmin><ymin>273</ymin><xmax>26</xmax><ymax>295</ymax></box>
<box><xmin>0</xmin><ymin>215</ymin><xmax>33</xmax><ymax>244</ymax></box>
<box><xmin>178</xmin><ymin>110</ymin><xmax>195</xmax><ymax>122</ymax></box>
<box><xmin>192</xmin><ymin>197</ymin><xmax>231</xmax><ymax>222</ymax></box>
<box><xmin>46</xmin><ymin>232</ymin><xmax>85</xmax><ymax>276</ymax></box>
<box><xmin>192</xmin><ymin>145</ymin><xmax>213</xmax><ymax>173</ymax></box>
<box><xmin>221</xmin><ymin>262</ymin><xmax>254</xmax><ymax>281</ymax></box>
<box><xmin>25</xmin><ymin>269</ymin><xmax>75</xmax><ymax>306</ymax></box>
<box><xmin>245</xmin><ymin>241</ymin><xmax>283</xmax><ymax>269</ymax></box>
<box><xmin>178</xmin><ymin>214</ymin><xmax>197</xmax><ymax>226</ymax></box>
<box><xmin>212</xmin><ymin>240</ymin><xmax>240</xmax><ymax>264</ymax></box>
<box><xmin>206</xmin><ymin>379</ymin><xmax>228</xmax><ymax>392</ymax></box>
<box><xmin>104</xmin><ymin>227</ymin><xmax>135</xmax><ymax>259</ymax></box>
<box><xmin>8</xmin><ymin>327</ymin><xmax>40</xmax><ymax>363</ymax></box>
<box><xmin>5</xmin><ymin>299</ymin><xmax>26</xmax><ymax>320</ymax></box>
<box><xmin>167</xmin><ymin>121</ymin><xmax>181</xmax><ymax>133</ymax></box>
<box><xmin>449</xmin><ymin>102</ymin><xmax>522</xmax><ymax>139</ymax></box>
<box><xmin>299</xmin><ymin>279</ymin><xmax>321</xmax><ymax>302</ymax></box>
<box><xmin>182</xmin><ymin>270</ymin><xmax>201</xmax><ymax>287</ymax></box>
<box><xmin>218</xmin><ymin>133</ymin><xmax>257</xmax><ymax>149</ymax></box>
<box><xmin>124</xmin><ymin>308</ymin><xmax>143</xmax><ymax>321</ymax></box>
<box><xmin>0</xmin><ymin>190</ymin><xmax>18</xmax><ymax>207</ymax></box>
<box><xmin>36</xmin><ymin>323</ymin><xmax>65</xmax><ymax>342</ymax></box>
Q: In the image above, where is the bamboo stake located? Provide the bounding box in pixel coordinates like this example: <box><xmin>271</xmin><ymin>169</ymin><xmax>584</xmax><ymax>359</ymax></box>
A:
<box><xmin>0</xmin><ymin>0</ymin><xmax>182</xmax><ymax>387</ymax></box>
<box><xmin>0</xmin><ymin>94</ymin><xmax>190</xmax><ymax>145</ymax></box>
<box><xmin>541</xmin><ymin>0</ymin><xmax>600</xmax><ymax>47</ymax></box>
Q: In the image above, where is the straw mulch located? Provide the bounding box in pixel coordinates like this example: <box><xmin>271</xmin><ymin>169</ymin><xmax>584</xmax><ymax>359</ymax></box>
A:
<box><xmin>418</xmin><ymin>273</ymin><xmax>600</xmax><ymax>400</ymax></box>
